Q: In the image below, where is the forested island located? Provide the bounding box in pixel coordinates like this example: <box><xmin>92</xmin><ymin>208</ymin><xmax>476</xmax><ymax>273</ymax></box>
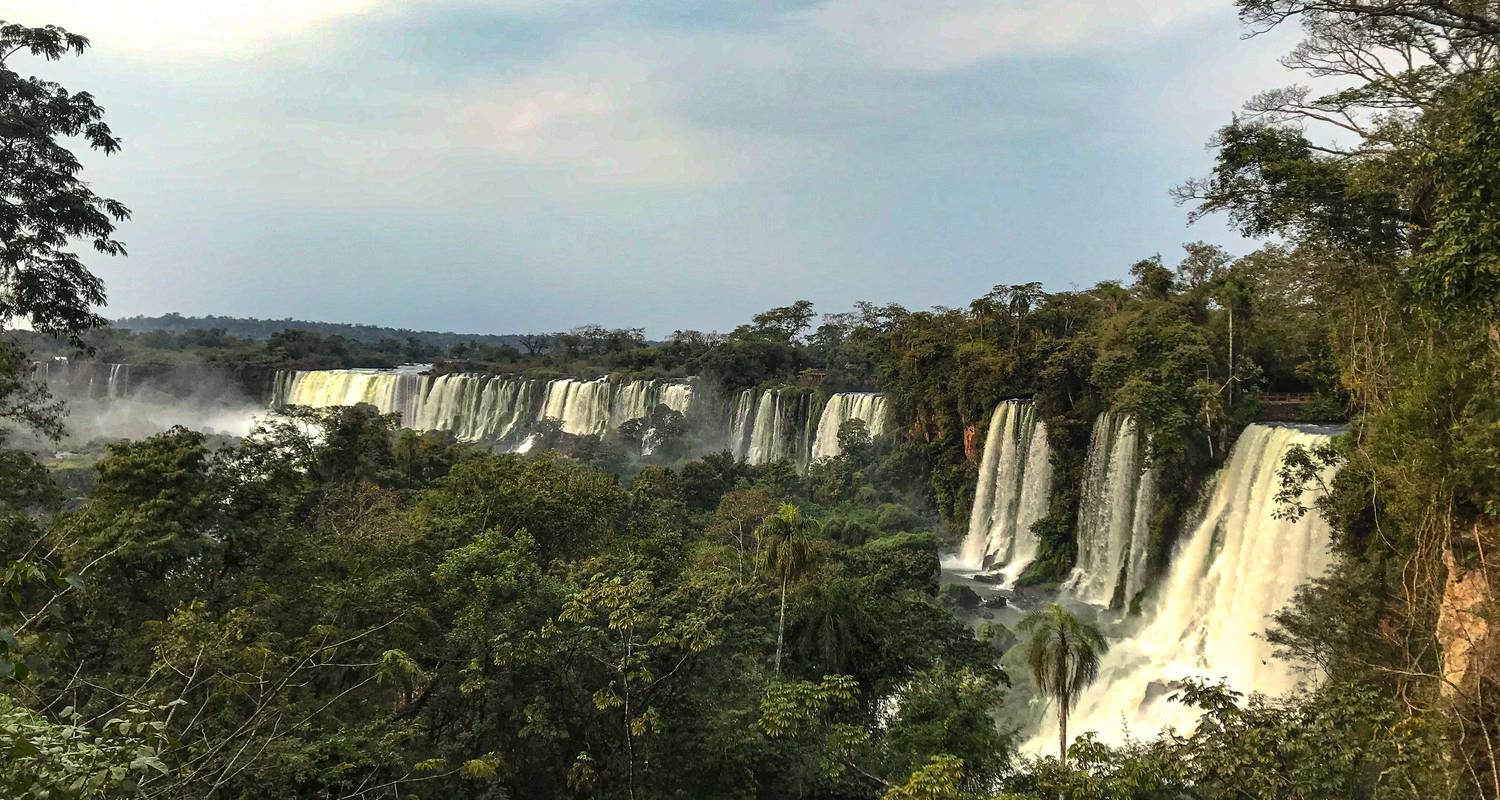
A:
<box><xmin>2</xmin><ymin>3</ymin><xmax>1498</xmax><ymax>799</ymax></box>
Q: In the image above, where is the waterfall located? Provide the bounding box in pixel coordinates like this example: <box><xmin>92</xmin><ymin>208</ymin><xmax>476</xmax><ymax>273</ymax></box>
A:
<box><xmin>725</xmin><ymin>388</ymin><xmax>820</xmax><ymax>467</ymax></box>
<box><xmin>273</xmin><ymin>368</ymin><xmax>427</xmax><ymax>423</ymax></box>
<box><xmin>106</xmin><ymin>363</ymin><xmax>130</xmax><ymax>398</ymax></box>
<box><xmin>410</xmin><ymin>374</ymin><xmax>544</xmax><ymax>442</ymax></box>
<box><xmin>32</xmin><ymin>358</ymin><xmax>262</xmax><ymax>439</ymax></box>
<box><xmin>1064</xmin><ymin>412</ymin><xmax>1156</xmax><ymax>608</ymax></box>
<box><xmin>539</xmin><ymin>378</ymin><xmax>613</xmax><ymax>435</ymax></box>
<box><xmin>957</xmin><ymin>400</ymin><xmax>1052</xmax><ymax>580</ymax></box>
<box><xmin>1038</xmin><ymin>423</ymin><xmax>1339</xmax><ymax>750</ymax></box>
<box><xmin>35</xmin><ymin>358</ymin><xmax>133</xmax><ymax>399</ymax></box>
<box><xmin>657</xmin><ymin>382</ymin><xmax>695</xmax><ymax>416</ymax></box>
<box><xmin>271</xmin><ymin>368</ymin><xmax>693</xmax><ymax>445</ymax></box>
<box><xmin>746</xmin><ymin>390</ymin><xmax>787</xmax><ymax>465</ymax></box>
<box><xmin>810</xmin><ymin>392</ymin><xmax>891</xmax><ymax>461</ymax></box>
<box><xmin>609</xmin><ymin>379</ymin><xmax>695</xmax><ymax>428</ymax></box>
<box><xmin>728</xmin><ymin>390</ymin><xmax>755</xmax><ymax>460</ymax></box>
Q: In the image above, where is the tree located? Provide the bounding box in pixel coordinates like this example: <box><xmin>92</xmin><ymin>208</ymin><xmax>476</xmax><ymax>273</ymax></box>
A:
<box><xmin>1004</xmin><ymin>281</ymin><xmax>1044</xmax><ymax>350</ymax></box>
<box><xmin>0</xmin><ymin>23</ymin><xmax>128</xmax><ymax>343</ymax></box>
<box><xmin>794</xmin><ymin>576</ymin><xmax>876</xmax><ymax>674</ymax></box>
<box><xmin>0</xmin><ymin>696</ymin><xmax>169</xmax><ymax>800</ymax></box>
<box><xmin>752</xmin><ymin>300</ymin><xmax>816</xmax><ymax>342</ymax></box>
<box><xmin>1175</xmin><ymin>241</ymin><xmax>1231</xmax><ymax>293</ymax></box>
<box><xmin>757</xmin><ymin>503</ymin><xmax>817</xmax><ymax>675</ymax></box>
<box><xmin>543</xmin><ymin>569</ymin><xmax>721</xmax><ymax>800</ymax></box>
<box><xmin>517</xmin><ymin>332</ymin><xmax>552</xmax><ymax>356</ymax></box>
<box><xmin>835</xmin><ymin>417</ymin><xmax>874</xmax><ymax>463</ymax></box>
<box><xmin>0</xmin><ymin>26</ymin><xmax>124</xmax><ymax>695</ymax></box>
<box><xmin>1236</xmin><ymin>0</ymin><xmax>1499</xmax><ymax>136</ymax></box>
<box><xmin>1019</xmin><ymin>603</ymin><xmax>1106</xmax><ymax>765</ymax></box>
<box><xmin>707</xmin><ymin>489</ymin><xmax>776</xmax><ymax>585</ymax></box>
<box><xmin>1128</xmin><ymin>257</ymin><xmax>1174</xmax><ymax>300</ymax></box>
<box><xmin>1409</xmin><ymin>72</ymin><xmax>1500</xmax><ymax>315</ymax></box>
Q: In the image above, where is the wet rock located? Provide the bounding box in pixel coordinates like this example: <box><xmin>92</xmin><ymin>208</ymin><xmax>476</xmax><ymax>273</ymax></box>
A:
<box><xmin>1143</xmin><ymin>680</ymin><xmax>1174</xmax><ymax>706</ymax></box>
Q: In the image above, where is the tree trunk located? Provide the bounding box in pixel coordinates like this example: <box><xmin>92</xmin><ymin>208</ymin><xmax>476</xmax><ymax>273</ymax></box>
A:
<box><xmin>775</xmin><ymin>572</ymin><xmax>789</xmax><ymax>675</ymax></box>
<box><xmin>1058</xmin><ymin>700</ymin><xmax>1069</xmax><ymax>766</ymax></box>
<box><xmin>624</xmin><ymin>702</ymin><xmax>637</xmax><ymax>800</ymax></box>
<box><xmin>1226</xmin><ymin>304</ymin><xmax>1235</xmax><ymax>408</ymax></box>
<box><xmin>623</xmin><ymin>637</ymin><xmax>637</xmax><ymax>800</ymax></box>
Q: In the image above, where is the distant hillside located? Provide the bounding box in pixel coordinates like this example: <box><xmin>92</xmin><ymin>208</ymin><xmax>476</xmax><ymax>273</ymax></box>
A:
<box><xmin>113</xmin><ymin>313</ymin><xmax>524</xmax><ymax>349</ymax></box>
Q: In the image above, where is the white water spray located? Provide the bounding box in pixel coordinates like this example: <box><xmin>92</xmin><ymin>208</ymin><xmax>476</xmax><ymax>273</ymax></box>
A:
<box><xmin>272</xmin><ymin>369</ymin><xmax>695</xmax><ymax>446</ymax></box>
<box><xmin>1064</xmin><ymin>412</ymin><xmax>1156</xmax><ymax>608</ymax></box>
<box><xmin>810</xmin><ymin>392</ymin><xmax>891</xmax><ymax>461</ymax></box>
<box><xmin>957</xmin><ymin>400</ymin><xmax>1052</xmax><ymax>581</ymax></box>
<box><xmin>1032</xmin><ymin>423</ymin><xmax>1338</xmax><ymax>750</ymax></box>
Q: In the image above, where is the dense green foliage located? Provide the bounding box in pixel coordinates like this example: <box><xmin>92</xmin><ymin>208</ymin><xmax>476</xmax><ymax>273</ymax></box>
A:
<box><xmin>4</xmin><ymin>408</ymin><xmax>1008</xmax><ymax>799</ymax></box>
<box><xmin>114</xmin><ymin>313</ymin><xmax>527</xmax><ymax>349</ymax></box>
<box><xmin>3</xmin><ymin>5</ymin><xmax>1500</xmax><ymax>799</ymax></box>
<box><xmin>0</xmin><ymin>23</ymin><xmax>127</xmax><ymax>344</ymax></box>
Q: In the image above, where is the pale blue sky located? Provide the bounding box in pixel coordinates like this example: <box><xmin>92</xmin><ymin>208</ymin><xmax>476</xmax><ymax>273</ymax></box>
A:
<box><xmin>15</xmin><ymin>1</ymin><xmax>1301</xmax><ymax>336</ymax></box>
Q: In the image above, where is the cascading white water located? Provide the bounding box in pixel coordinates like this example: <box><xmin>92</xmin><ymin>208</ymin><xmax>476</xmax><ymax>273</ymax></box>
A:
<box><xmin>728</xmin><ymin>390</ymin><xmax>756</xmax><ymax>461</ymax></box>
<box><xmin>106</xmin><ymin>363</ymin><xmax>130</xmax><ymax>398</ymax></box>
<box><xmin>410</xmin><ymin>374</ymin><xmax>544</xmax><ymax>442</ymax></box>
<box><xmin>1064</xmin><ymin>412</ymin><xmax>1156</xmax><ymax>608</ymax></box>
<box><xmin>657</xmin><ymin>383</ymin><xmax>694</xmax><ymax>416</ymax></box>
<box><xmin>617</xmin><ymin>379</ymin><xmax>695</xmax><ymax>456</ymax></box>
<box><xmin>724</xmin><ymin>388</ymin><xmax>819</xmax><ymax>467</ymax></box>
<box><xmin>35</xmin><ymin>358</ymin><xmax>133</xmax><ymax>399</ymax></box>
<box><xmin>273</xmin><ymin>368</ymin><xmax>427</xmax><ymax>423</ymax></box>
<box><xmin>32</xmin><ymin>358</ymin><xmax>262</xmax><ymax>439</ymax></box>
<box><xmin>957</xmin><ymin>400</ymin><xmax>1052</xmax><ymax>581</ymax></box>
<box><xmin>746</xmin><ymin>390</ymin><xmax>787</xmax><ymax>465</ymax></box>
<box><xmin>272</xmin><ymin>368</ymin><xmax>694</xmax><ymax>445</ymax></box>
<box><xmin>1034</xmin><ymin>423</ymin><xmax>1339</xmax><ymax>751</ymax></box>
<box><xmin>609</xmin><ymin>379</ymin><xmax>696</xmax><ymax>428</ymax></box>
<box><xmin>1121</xmin><ymin>461</ymin><xmax>1159</xmax><ymax>611</ymax></box>
<box><xmin>539</xmin><ymin>378</ymin><xmax>613</xmax><ymax>435</ymax></box>
<box><xmin>810</xmin><ymin>392</ymin><xmax>891</xmax><ymax>461</ymax></box>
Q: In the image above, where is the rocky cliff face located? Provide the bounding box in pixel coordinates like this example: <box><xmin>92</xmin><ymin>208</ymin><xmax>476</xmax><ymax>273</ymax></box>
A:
<box><xmin>1438</xmin><ymin>532</ymin><xmax>1499</xmax><ymax>700</ymax></box>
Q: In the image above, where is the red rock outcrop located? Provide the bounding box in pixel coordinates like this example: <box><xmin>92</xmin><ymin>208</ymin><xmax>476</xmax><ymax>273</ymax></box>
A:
<box><xmin>1437</xmin><ymin>537</ymin><xmax>1499</xmax><ymax>700</ymax></box>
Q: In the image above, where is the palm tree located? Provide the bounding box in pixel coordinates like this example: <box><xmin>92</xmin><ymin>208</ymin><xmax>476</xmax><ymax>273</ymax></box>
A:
<box><xmin>1018</xmin><ymin>603</ymin><xmax>1106</xmax><ymax>765</ymax></box>
<box><xmin>967</xmin><ymin>295</ymin><xmax>996</xmax><ymax>340</ymax></box>
<box><xmin>757</xmin><ymin>503</ymin><xmax>816</xmax><ymax>675</ymax></box>
<box><xmin>1005</xmin><ymin>281</ymin><xmax>1043</xmax><ymax>354</ymax></box>
<box><xmin>794</xmin><ymin>576</ymin><xmax>876</xmax><ymax>675</ymax></box>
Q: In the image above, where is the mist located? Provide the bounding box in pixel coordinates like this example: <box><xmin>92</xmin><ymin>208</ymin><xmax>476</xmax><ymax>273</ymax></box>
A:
<box><xmin>29</xmin><ymin>360</ymin><xmax>266</xmax><ymax>453</ymax></box>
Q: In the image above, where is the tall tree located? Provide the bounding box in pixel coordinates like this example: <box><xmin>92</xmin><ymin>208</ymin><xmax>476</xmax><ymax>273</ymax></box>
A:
<box><xmin>1019</xmin><ymin>603</ymin><xmax>1106</xmax><ymax>765</ymax></box>
<box><xmin>0</xmin><ymin>22</ymin><xmax>127</xmax><ymax>343</ymax></box>
<box><xmin>752</xmin><ymin>300</ymin><xmax>817</xmax><ymax>342</ymax></box>
<box><xmin>794</xmin><ymin>576</ymin><xmax>876</xmax><ymax>675</ymax></box>
<box><xmin>0</xmin><ymin>17</ymin><xmax>122</xmax><ymax>719</ymax></box>
<box><xmin>757</xmin><ymin>503</ymin><xmax>816</xmax><ymax>675</ymax></box>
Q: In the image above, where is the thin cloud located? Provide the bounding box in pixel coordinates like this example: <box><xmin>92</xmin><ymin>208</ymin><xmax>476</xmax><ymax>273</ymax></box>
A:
<box><xmin>452</xmin><ymin>73</ymin><xmax>725</xmax><ymax>186</ymax></box>
<box><xmin>5</xmin><ymin>0</ymin><xmax>612</xmax><ymax>60</ymax></box>
<box><xmin>14</xmin><ymin>0</ymin><xmax>1301</xmax><ymax>335</ymax></box>
<box><xmin>4</xmin><ymin>0</ymin><xmax>381</xmax><ymax>58</ymax></box>
<box><xmin>798</xmin><ymin>0</ymin><xmax>1224</xmax><ymax>72</ymax></box>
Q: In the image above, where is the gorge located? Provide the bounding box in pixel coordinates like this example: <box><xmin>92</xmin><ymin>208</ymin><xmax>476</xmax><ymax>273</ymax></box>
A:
<box><xmin>269</xmin><ymin>368</ymin><xmax>897</xmax><ymax>464</ymax></box>
<box><xmin>44</xmin><ymin>356</ymin><xmax>1344</xmax><ymax>752</ymax></box>
<box><xmin>949</xmin><ymin>396</ymin><xmax>1339</xmax><ymax>750</ymax></box>
<box><xmin>1040</xmin><ymin>423</ymin><xmax>1339</xmax><ymax>748</ymax></box>
<box><xmin>7</xmin><ymin>3</ymin><xmax>1497</xmax><ymax>793</ymax></box>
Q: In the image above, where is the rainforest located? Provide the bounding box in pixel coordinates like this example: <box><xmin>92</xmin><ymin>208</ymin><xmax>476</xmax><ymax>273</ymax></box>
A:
<box><xmin>2</xmin><ymin>3</ymin><xmax>1499</xmax><ymax>799</ymax></box>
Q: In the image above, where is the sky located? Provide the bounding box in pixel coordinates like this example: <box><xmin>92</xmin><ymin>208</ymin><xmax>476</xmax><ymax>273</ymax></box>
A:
<box><xmin>10</xmin><ymin>1</ymin><xmax>1305</xmax><ymax>337</ymax></box>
